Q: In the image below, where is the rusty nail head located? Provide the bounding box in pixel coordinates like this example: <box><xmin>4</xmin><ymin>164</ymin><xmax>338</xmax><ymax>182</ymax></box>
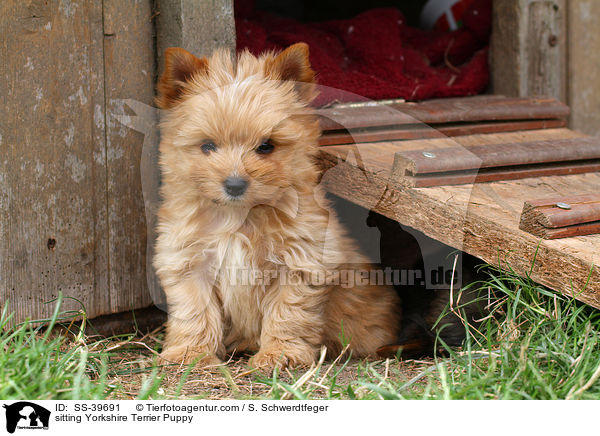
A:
<box><xmin>548</xmin><ymin>35</ymin><xmax>558</xmax><ymax>46</ymax></box>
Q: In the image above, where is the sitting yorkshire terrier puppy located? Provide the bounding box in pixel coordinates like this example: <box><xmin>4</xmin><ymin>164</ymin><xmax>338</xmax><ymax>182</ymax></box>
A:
<box><xmin>154</xmin><ymin>43</ymin><xmax>400</xmax><ymax>370</ymax></box>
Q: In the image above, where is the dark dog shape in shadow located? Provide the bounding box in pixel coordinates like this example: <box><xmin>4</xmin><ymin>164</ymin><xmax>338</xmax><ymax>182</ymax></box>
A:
<box><xmin>3</xmin><ymin>402</ymin><xmax>50</xmax><ymax>434</ymax></box>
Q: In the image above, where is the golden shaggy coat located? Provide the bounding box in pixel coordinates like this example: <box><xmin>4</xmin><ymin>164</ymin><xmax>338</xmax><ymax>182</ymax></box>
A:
<box><xmin>154</xmin><ymin>43</ymin><xmax>400</xmax><ymax>369</ymax></box>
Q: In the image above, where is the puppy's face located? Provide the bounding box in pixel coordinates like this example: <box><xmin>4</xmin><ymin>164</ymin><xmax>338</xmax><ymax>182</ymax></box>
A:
<box><xmin>157</xmin><ymin>44</ymin><xmax>320</xmax><ymax>208</ymax></box>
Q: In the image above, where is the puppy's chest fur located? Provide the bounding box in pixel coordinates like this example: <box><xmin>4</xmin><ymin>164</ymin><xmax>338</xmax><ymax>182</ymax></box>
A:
<box><xmin>212</xmin><ymin>227</ymin><xmax>279</xmax><ymax>353</ymax></box>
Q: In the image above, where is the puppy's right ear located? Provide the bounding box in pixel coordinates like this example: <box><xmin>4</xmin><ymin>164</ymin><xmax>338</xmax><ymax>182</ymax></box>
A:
<box><xmin>265</xmin><ymin>43</ymin><xmax>317</xmax><ymax>103</ymax></box>
<box><xmin>156</xmin><ymin>47</ymin><xmax>208</xmax><ymax>109</ymax></box>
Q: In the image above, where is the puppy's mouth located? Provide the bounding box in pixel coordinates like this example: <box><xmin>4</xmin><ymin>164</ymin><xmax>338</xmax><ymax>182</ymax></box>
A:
<box><xmin>211</xmin><ymin>196</ymin><xmax>250</xmax><ymax>207</ymax></box>
<box><xmin>210</xmin><ymin>186</ymin><xmax>298</xmax><ymax>217</ymax></box>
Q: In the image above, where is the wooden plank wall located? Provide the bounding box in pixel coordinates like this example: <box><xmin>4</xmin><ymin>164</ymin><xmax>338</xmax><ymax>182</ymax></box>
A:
<box><xmin>491</xmin><ymin>0</ymin><xmax>600</xmax><ymax>136</ymax></box>
<box><xmin>491</xmin><ymin>0</ymin><xmax>567</xmax><ymax>102</ymax></box>
<box><xmin>0</xmin><ymin>0</ymin><xmax>156</xmax><ymax>323</ymax></box>
<box><xmin>567</xmin><ymin>0</ymin><xmax>600</xmax><ymax>136</ymax></box>
<box><xmin>0</xmin><ymin>0</ymin><xmax>107</xmax><ymax>321</ymax></box>
<box><xmin>0</xmin><ymin>0</ymin><xmax>237</xmax><ymax>324</ymax></box>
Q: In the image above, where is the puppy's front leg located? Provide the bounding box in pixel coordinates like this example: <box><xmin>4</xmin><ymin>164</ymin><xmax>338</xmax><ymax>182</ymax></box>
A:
<box><xmin>160</xmin><ymin>277</ymin><xmax>224</xmax><ymax>366</ymax></box>
<box><xmin>251</xmin><ymin>283</ymin><xmax>325</xmax><ymax>370</ymax></box>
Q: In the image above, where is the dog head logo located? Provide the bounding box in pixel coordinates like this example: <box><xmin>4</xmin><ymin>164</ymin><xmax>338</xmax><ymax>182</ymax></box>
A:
<box><xmin>2</xmin><ymin>402</ymin><xmax>50</xmax><ymax>433</ymax></box>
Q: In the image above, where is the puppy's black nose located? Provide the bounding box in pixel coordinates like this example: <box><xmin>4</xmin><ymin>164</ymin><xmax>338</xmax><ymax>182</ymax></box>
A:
<box><xmin>223</xmin><ymin>176</ymin><xmax>248</xmax><ymax>197</ymax></box>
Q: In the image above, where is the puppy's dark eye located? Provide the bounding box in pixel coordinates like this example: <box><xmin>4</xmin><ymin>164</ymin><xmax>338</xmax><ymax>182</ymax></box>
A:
<box><xmin>256</xmin><ymin>140</ymin><xmax>274</xmax><ymax>155</ymax></box>
<box><xmin>200</xmin><ymin>142</ymin><xmax>217</xmax><ymax>154</ymax></box>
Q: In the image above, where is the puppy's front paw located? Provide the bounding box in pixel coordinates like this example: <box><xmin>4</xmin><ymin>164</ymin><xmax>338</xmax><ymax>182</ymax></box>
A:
<box><xmin>159</xmin><ymin>345</ymin><xmax>222</xmax><ymax>367</ymax></box>
<box><xmin>250</xmin><ymin>346</ymin><xmax>315</xmax><ymax>372</ymax></box>
<box><xmin>249</xmin><ymin>350</ymin><xmax>289</xmax><ymax>372</ymax></box>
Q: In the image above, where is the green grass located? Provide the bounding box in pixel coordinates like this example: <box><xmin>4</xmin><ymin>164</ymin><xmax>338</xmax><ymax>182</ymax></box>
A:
<box><xmin>259</xmin><ymin>264</ymin><xmax>600</xmax><ymax>400</ymax></box>
<box><xmin>0</xmin><ymin>294</ymin><xmax>107</xmax><ymax>399</ymax></box>
<box><xmin>2</xmin><ymin>264</ymin><xmax>600</xmax><ymax>400</ymax></box>
<box><xmin>0</xmin><ymin>294</ymin><xmax>165</xmax><ymax>400</ymax></box>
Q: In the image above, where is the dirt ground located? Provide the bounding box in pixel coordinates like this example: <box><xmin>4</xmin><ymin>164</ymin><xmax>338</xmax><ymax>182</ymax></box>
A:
<box><xmin>111</xmin><ymin>357</ymin><xmax>431</xmax><ymax>399</ymax></box>
<box><xmin>99</xmin><ymin>331</ymin><xmax>433</xmax><ymax>399</ymax></box>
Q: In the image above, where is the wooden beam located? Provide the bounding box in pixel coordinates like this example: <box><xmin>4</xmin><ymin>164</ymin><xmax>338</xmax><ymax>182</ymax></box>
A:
<box><xmin>390</xmin><ymin>136</ymin><xmax>600</xmax><ymax>187</ymax></box>
<box><xmin>520</xmin><ymin>194</ymin><xmax>600</xmax><ymax>239</ymax></box>
<box><xmin>318</xmin><ymin>119</ymin><xmax>567</xmax><ymax>146</ymax></box>
<box><xmin>317</xmin><ymin>96</ymin><xmax>570</xmax><ymax>146</ymax></box>
<box><xmin>491</xmin><ymin>0</ymin><xmax>567</xmax><ymax>102</ymax></box>
<box><xmin>394</xmin><ymin>161</ymin><xmax>600</xmax><ymax>188</ymax></box>
<box><xmin>318</xmin><ymin>96</ymin><xmax>569</xmax><ymax>132</ymax></box>
<box><xmin>395</xmin><ymin>137</ymin><xmax>600</xmax><ymax>174</ymax></box>
<box><xmin>103</xmin><ymin>1</ymin><xmax>156</xmax><ymax>314</ymax></box>
<box><xmin>155</xmin><ymin>0</ymin><xmax>236</xmax><ymax>72</ymax></box>
<box><xmin>567</xmin><ymin>0</ymin><xmax>600</xmax><ymax>135</ymax></box>
<box><xmin>150</xmin><ymin>1</ymin><xmax>235</xmax><ymax>309</ymax></box>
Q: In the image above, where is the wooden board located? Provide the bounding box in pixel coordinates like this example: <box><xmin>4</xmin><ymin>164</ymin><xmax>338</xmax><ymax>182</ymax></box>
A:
<box><xmin>391</xmin><ymin>136</ymin><xmax>600</xmax><ymax>187</ymax></box>
<box><xmin>317</xmin><ymin>96</ymin><xmax>569</xmax><ymax>132</ymax></box>
<box><xmin>0</xmin><ymin>1</ymin><xmax>108</xmax><ymax>319</ymax></box>
<box><xmin>520</xmin><ymin>194</ymin><xmax>600</xmax><ymax>239</ymax></box>
<box><xmin>103</xmin><ymin>0</ymin><xmax>156</xmax><ymax>314</ymax></box>
<box><xmin>519</xmin><ymin>221</ymin><xmax>600</xmax><ymax>240</ymax></box>
<box><xmin>318</xmin><ymin>119</ymin><xmax>567</xmax><ymax>146</ymax></box>
<box><xmin>318</xmin><ymin>96</ymin><xmax>570</xmax><ymax>146</ymax></box>
<box><xmin>395</xmin><ymin>137</ymin><xmax>600</xmax><ymax>174</ymax></box>
<box><xmin>490</xmin><ymin>0</ymin><xmax>600</xmax><ymax>136</ymax></box>
<box><xmin>155</xmin><ymin>0</ymin><xmax>235</xmax><ymax>70</ymax></box>
<box><xmin>0</xmin><ymin>0</ymin><xmax>239</xmax><ymax>325</ymax></box>
<box><xmin>491</xmin><ymin>0</ymin><xmax>567</xmax><ymax>102</ymax></box>
<box><xmin>568</xmin><ymin>0</ymin><xmax>600</xmax><ymax>135</ymax></box>
<box><xmin>0</xmin><ymin>1</ymin><xmax>158</xmax><ymax>325</ymax></box>
<box><xmin>318</xmin><ymin>128</ymin><xmax>600</xmax><ymax>308</ymax></box>
<box><xmin>396</xmin><ymin>161</ymin><xmax>600</xmax><ymax>188</ymax></box>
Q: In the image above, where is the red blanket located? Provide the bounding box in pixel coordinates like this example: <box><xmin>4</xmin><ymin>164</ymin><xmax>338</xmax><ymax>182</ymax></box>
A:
<box><xmin>236</xmin><ymin>0</ymin><xmax>491</xmax><ymax>106</ymax></box>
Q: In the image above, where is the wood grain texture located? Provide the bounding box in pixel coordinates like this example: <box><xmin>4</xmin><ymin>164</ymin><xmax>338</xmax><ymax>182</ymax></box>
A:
<box><xmin>103</xmin><ymin>0</ymin><xmax>156</xmax><ymax>314</ymax></box>
<box><xmin>155</xmin><ymin>0</ymin><xmax>236</xmax><ymax>73</ymax></box>
<box><xmin>0</xmin><ymin>1</ymin><xmax>158</xmax><ymax>324</ymax></box>
<box><xmin>519</xmin><ymin>220</ymin><xmax>600</xmax><ymax>239</ymax></box>
<box><xmin>397</xmin><ymin>161</ymin><xmax>600</xmax><ymax>188</ymax></box>
<box><xmin>390</xmin><ymin>136</ymin><xmax>600</xmax><ymax>186</ymax></box>
<box><xmin>524</xmin><ymin>194</ymin><xmax>600</xmax><ymax>227</ymax></box>
<box><xmin>0</xmin><ymin>0</ymin><xmax>108</xmax><ymax>320</ymax></box>
<box><xmin>520</xmin><ymin>194</ymin><xmax>600</xmax><ymax>238</ymax></box>
<box><xmin>318</xmin><ymin>96</ymin><xmax>569</xmax><ymax>132</ymax></box>
<box><xmin>567</xmin><ymin>0</ymin><xmax>600</xmax><ymax>135</ymax></box>
<box><xmin>318</xmin><ymin>128</ymin><xmax>600</xmax><ymax>308</ymax></box>
<box><xmin>491</xmin><ymin>0</ymin><xmax>567</xmax><ymax>102</ymax></box>
<box><xmin>523</xmin><ymin>193</ymin><xmax>600</xmax><ymax>208</ymax></box>
<box><xmin>394</xmin><ymin>137</ymin><xmax>600</xmax><ymax>175</ymax></box>
<box><xmin>318</xmin><ymin>119</ymin><xmax>567</xmax><ymax>146</ymax></box>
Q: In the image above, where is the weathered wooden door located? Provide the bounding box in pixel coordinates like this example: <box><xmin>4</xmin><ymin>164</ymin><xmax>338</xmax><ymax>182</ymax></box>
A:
<box><xmin>0</xmin><ymin>0</ymin><xmax>156</xmax><ymax>323</ymax></box>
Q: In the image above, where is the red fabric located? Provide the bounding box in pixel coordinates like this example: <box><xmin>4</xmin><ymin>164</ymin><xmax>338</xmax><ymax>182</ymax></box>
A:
<box><xmin>236</xmin><ymin>0</ymin><xmax>491</xmax><ymax>106</ymax></box>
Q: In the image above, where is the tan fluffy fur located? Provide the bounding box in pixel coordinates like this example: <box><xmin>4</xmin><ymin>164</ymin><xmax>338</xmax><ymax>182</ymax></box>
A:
<box><xmin>154</xmin><ymin>43</ymin><xmax>400</xmax><ymax>370</ymax></box>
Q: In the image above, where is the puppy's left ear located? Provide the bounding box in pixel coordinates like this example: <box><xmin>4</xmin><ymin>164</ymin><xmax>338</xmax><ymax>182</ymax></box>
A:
<box><xmin>156</xmin><ymin>47</ymin><xmax>209</xmax><ymax>109</ymax></box>
<box><xmin>265</xmin><ymin>43</ymin><xmax>317</xmax><ymax>103</ymax></box>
